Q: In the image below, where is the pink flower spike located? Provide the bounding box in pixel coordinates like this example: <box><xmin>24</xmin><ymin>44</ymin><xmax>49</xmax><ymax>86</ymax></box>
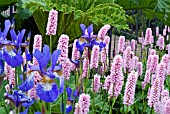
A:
<box><xmin>90</xmin><ymin>45</ymin><xmax>100</xmax><ymax>69</ymax></box>
<box><xmin>137</xmin><ymin>62</ymin><xmax>143</xmax><ymax>76</ymax></box>
<box><xmin>118</xmin><ymin>36</ymin><xmax>125</xmax><ymax>53</ymax></box>
<box><xmin>149</xmin><ymin>49</ymin><xmax>156</xmax><ymax>55</ymax></box>
<box><xmin>93</xmin><ymin>74</ymin><xmax>101</xmax><ymax>93</ymax></box>
<box><xmin>148</xmin><ymin>77</ymin><xmax>160</xmax><ymax>107</ymax></box>
<box><xmin>97</xmin><ymin>24</ymin><xmax>111</xmax><ymax>40</ymax></box>
<box><xmin>46</xmin><ymin>9</ymin><xmax>58</xmax><ymax>35</ymax></box>
<box><xmin>144</xmin><ymin>28</ymin><xmax>152</xmax><ymax>45</ymax></box>
<box><xmin>62</xmin><ymin>58</ymin><xmax>71</xmax><ymax>80</ymax></box>
<box><xmin>78</xmin><ymin>93</ymin><xmax>90</xmax><ymax>114</ymax></box>
<box><xmin>82</xmin><ymin>58</ymin><xmax>89</xmax><ymax>78</ymax></box>
<box><xmin>131</xmin><ymin>39</ymin><xmax>137</xmax><ymax>52</ymax></box>
<box><xmin>103</xmin><ymin>75</ymin><xmax>111</xmax><ymax>91</ymax></box>
<box><xmin>57</xmin><ymin>34</ymin><xmax>69</xmax><ymax>63</ymax></box>
<box><xmin>163</xmin><ymin>29</ymin><xmax>167</xmax><ymax>36</ymax></box>
<box><xmin>123</xmin><ymin>71</ymin><xmax>138</xmax><ymax>106</ymax></box>
<box><xmin>158</xmin><ymin>36</ymin><xmax>165</xmax><ymax>50</ymax></box>
<box><xmin>167</xmin><ymin>35</ymin><xmax>169</xmax><ymax>41</ymax></box>
<box><xmin>156</xmin><ymin>27</ymin><xmax>159</xmax><ymax>36</ymax></box>
<box><xmin>72</xmin><ymin>39</ymin><xmax>80</xmax><ymax>60</ymax></box>
<box><xmin>164</xmin><ymin>98</ymin><xmax>170</xmax><ymax>114</ymax></box>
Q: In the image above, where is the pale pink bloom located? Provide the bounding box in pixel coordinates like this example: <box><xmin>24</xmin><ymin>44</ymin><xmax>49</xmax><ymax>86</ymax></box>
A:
<box><xmin>46</xmin><ymin>9</ymin><xmax>58</xmax><ymax>35</ymax></box>
<box><xmin>82</xmin><ymin>58</ymin><xmax>89</xmax><ymax>78</ymax></box>
<box><xmin>150</xmin><ymin>55</ymin><xmax>159</xmax><ymax>74</ymax></box>
<box><xmin>161</xmin><ymin>89</ymin><xmax>169</xmax><ymax>100</ymax></box>
<box><xmin>100</xmin><ymin>48</ymin><xmax>107</xmax><ymax>63</ymax></box>
<box><xmin>163</xmin><ymin>29</ymin><xmax>167</xmax><ymax>36</ymax></box>
<box><xmin>148</xmin><ymin>77</ymin><xmax>160</xmax><ymax>107</ymax></box>
<box><xmin>123</xmin><ymin>46</ymin><xmax>132</xmax><ymax>73</ymax></box>
<box><xmin>166</xmin><ymin>44</ymin><xmax>170</xmax><ymax>57</ymax></box>
<box><xmin>4</xmin><ymin>63</ymin><xmax>12</xmax><ymax>80</ymax></box>
<box><xmin>137</xmin><ymin>62</ymin><xmax>143</xmax><ymax>76</ymax></box>
<box><xmin>147</xmin><ymin>87</ymin><xmax>151</xmax><ymax>99</ymax></box>
<box><xmin>149</xmin><ymin>49</ymin><xmax>156</xmax><ymax>55</ymax></box>
<box><xmin>144</xmin><ymin>28</ymin><xmax>152</xmax><ymax>45</ymax></box>
<box><xmin>90</xmin><ymin>45</ymin><xmax>100</xmax><ymax>69</ymax></box>
<box><xmin>133</xmin><ymin>56</ymin><xmax>139</xmax><ymax>70</ymax></box>
<box><xmin>82</xmin><ymin>47</ymin><xmax>88</xmax><ymax>59</ymax></box>
<box><xmin>123</xmin><ymin>71</ymin><xmax>138</xmax><ymax>106</ymax></box>
<box><xmin>164</xmin><ymin>98</ymin><xmax>170</xmax><ymax>114</ymax></box>
<box><xmin>103</xmin><ymin>75</ymin><xmax>111</xmax><ymax>91</ymax></box>
<box><xmin>158</xmin><ymin>36</ymin><xmax>165</xmax><ymax>50</ymax></box>
<box><xmin>138</xmin><ymin>37</ymin><xmax>144</xmax><ymax>44</ymax></box>
<box><xmin>144</xmin><ymin>70</ymin><xmax>151</xmax><ymax>84</ymax></box>
<box><xmin>156</xmin><ymin>63</ymin><xmax>165</xmax><ymax>93</ymax></box>
<box><xmin>161</xmin><ymin>54</ymin><xmax>169</xmax><ymax>74</ymax></box>
<box><xmin>103</xmin><ymin>36</ymin><xmax>110</xmax><ymax>45</ymax></box>
<box><xmin>33</xmin><ymin>35</ymin><xmax>42</xmax><ymax>66</ymax></box>
<box><xmin>93</xmin><ymin>74</ymin><xmax>101</xmax><ymax>93</ymax></box>
<box><xmin>151</xmin><ymin>74</ymin><xmax>156</xmax><ymax>86</ymax></box>
<box><xmin>5</xmin><ymin>84</ymin><xmax>10</xmax><ymax>92</ymax></box>
<box><xmin>78</xmin><ymin>93</ymin><xmax>90</xmax><ymax>114</ymax></box>
<box><xmin>165</xmin><ymin>25</ymin><xmax>168</xmax><ymax>30</ymax></box>
<box><xmin>72</xmin><ymin>39</ymin><xmax>80</xmax><ymax>60</ymax></box>
<box><xmin>62</xmin><ymin>58</ymin><xmax>71</xmax><ymax>80</ymax></box>
<box><xmin>131</xmin><ymin>39</ymin><xmax>136</xmax><ymax>52</ymax></box>
<box><xmin>142</xmin><ymin>82</ymin><xmax>146</xmax><ymax>90</ymax></box>
<box><xmin>97</xmin><ymin>24</ymin><xmax>111</xmax><ymax>40</ymax></box>
<box><xmin>57</xmin><ymin>34</ymin><xmax>69</xmax><ymax>63</ymax></box>
<box><xmin>118</xmin><ymin>36</ymin><xmax>125</xmax><ymax>53</ymax></box>
<box><xmin>156</xmin><ymin>27</ymin><xmax>159</xmax><ymax>36</ymax></box>
<box><xmin>154</xmin><ymin>101</ymin><xmax>162</xmax><ymax>114</ymax></box>
<box><xmin>168</xmin><ymin>26</ymin><xmax>170</xmax><ymax>32</ymax></box>
<box><xmin>167</xmin><ymin>35</ymin><xmax>169</xmax><ymax>41</ymax></box>
<box><xmin>74</xmin><ymin>103</ymin><xmax>80</xmax><ymax>114</ymax></box>
<box><xmin>9</xmin><ymin>69</ymin><xmax>15</xmax><ymax>87</ymax></box>
<box><xmin>147</xmin><ymin>55</ymin><xmax>152</xmax><ymax>70</ymax></box>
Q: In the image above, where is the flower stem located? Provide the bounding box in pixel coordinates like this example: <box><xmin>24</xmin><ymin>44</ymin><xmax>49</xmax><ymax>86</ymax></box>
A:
<box><xmin>109</xmin><ymin>98</ymin><xmax>116</xmax><ymax>114</ymax></box>
<box><xmin>50</xmin><ymin>35</ymin><xmax>52</xmax><ymax>55</ymax></box>
<box><xmin>63</xmin><ymin>78</ymin><xmax>67</xmax><ymax>114</ymax></box>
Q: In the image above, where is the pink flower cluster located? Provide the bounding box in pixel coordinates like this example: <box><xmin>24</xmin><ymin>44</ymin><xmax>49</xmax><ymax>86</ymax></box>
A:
<box><xmin>157</xmin><ymin>35</ymin><xmax>165</xmax><ymax>50</ymax></box>
<box><xmin>123</xmin><ymin>71</ymin><xmax>138</xmax><ymax>106</ymax></box>
<box><xmin>123</xmin><ymin>46</ymin><xmax>132</xmax><ymax>73</ymax></box>
<box><xmin>46</xmin><ymin>9</ymin><xmax>58</xmax><ymax>35</ymax></box>
<box><xmin>97</xmin><ymin>24</ymin><xmax>111</xmax><ymax>40</ymax></box>
<box><xmin>142</xmin><ymin>70</ymin><xmax>151</xmax><ymax>89</ymax></box>
<box><xmin>103</xmin><ymin>75</ymin><xmax>111</xmax><ymax>91</ymax></box>
<box><xmin>109</xmin><ymin>55</ymin><xmax>124</xmax><ymax>97</ymax></box>
<box><xmin>137</xmin><ymin>62</ymin><xmax>143</xmax><ymax>76</ymax></box>
<box><xmin>93</xmin><ymin>74</ymin><xmax>101</xmax><ymax>93</ymax></box>
<box><xmin>74</xmin><ymin>93</ymin><xmax>90</xmax><ymax>114</ymax></box>
<box><xmin>156</xmin><ymin>27</ymin><xmax>159</xmax><ymax>36</ymax></box>
<box><xmin>149</xmin><ymin>55</ymin><xmax>159</xmax><ymax>74</ymax></box>
<box><xmin>82</xmin><ymin>58</ymin><xmax>89</xmax><ymax>78</ymax></box>
<box><xmin>131</xmin><ymin>39</ymin><xmax>136</xmax><ymax>52</ymax></box>
<box><xmin>144</xmin><ymin>28</ymin><xmax>153</xmax><ymax>45</ymax></box>
<box><xmin>90</xmin><ymin>45</ymin><xmax>100</xmax><ymax>69</ymax></box>
<box><xmin>72</xmin><ymin>39</ymin><xmax>80</xmax><ymax>60</ymax></box>
<box><xmin>57</xmin><ymin>34</ymin><xmax>69</xmax><ymax>63</ymax></box>
<box><xmin>148</xmin><ymin>77</ymin><xmax>160</xmax><ymax>107</ymax></box>
<box><xmin>118</xmin><ymin>36</ymin><xmax>125</xmax><ymax>53</ymax></box>
<box><xmin>4</xmin><ymin>63</ymin><xmax>15</xmax><ymax>87</ymax></box>
<box><xmin>62</xmin><ymin>58</ymin><xmax>71</xmax><ymax>80</ymax></box>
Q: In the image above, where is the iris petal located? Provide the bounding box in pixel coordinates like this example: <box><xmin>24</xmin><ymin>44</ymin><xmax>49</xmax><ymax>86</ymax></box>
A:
<box><xmin>80</xmin><ymin>24</ymin><xmax>86</xmax><ymax>34</ymax></box>
<box><xmin>66</xmin><ymin>105</ymin><xmax>73</xmax><ymax>113</ymax></box>
<box><xmin>3</xmin><ymin>20</ymin><xmax>11</xmax><ymax>37</ymax></box>
<box><xmin>0</xmin><ymin>59</ymin><xmax>4</xmax><ymax>75</ymax></box>
<box><xmin>36</xmin><ymin>82</ymin><xmax>59</xmax><ymax>102</ymax></box>
<box><xmin>87</xmin><ymin>24</ymin><xmax>93</xmax><ymax>38</ymax></box>
<box><xmin>66</xmin><ymin>87</ymin><xmax>72</xmax><ymax>98</ymax></box>
<box><xmin>18</xmin><ymin>73</ymin><xmax>34</xmax><ymax>92</ymax></box>
<box><xmin>52</xmin><ymin>50</ymin><xmax>61</xmax><ymax>70</ymax></box>
<box><xmin>10</xmin><ymin>28</ymin><xmax>17</xmax><ymax>41</ymax></box>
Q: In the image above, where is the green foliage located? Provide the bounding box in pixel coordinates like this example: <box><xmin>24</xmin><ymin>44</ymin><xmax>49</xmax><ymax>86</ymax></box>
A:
<box><xmin>17</xmin><ymin>0</ymin><xmax>129</xmax><ymax>44</ymax></box>
<box><xmin>117</xmin><ymin>0</ymin><xmax>170</xmax><ymax>26</ymax></box>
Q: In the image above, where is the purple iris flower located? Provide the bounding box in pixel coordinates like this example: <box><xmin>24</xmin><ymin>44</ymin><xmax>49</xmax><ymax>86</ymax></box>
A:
<box><xmin>76</xmin><ymin>24</ymin><xmax>106</xmax><ymax>54</ymax></box>
<box><xmin>0</xmin><ymin>59</ymin><xmax>4</xmax><ymax>75</ymax></box>
<box><xmin>26</xmin><ymin>45</ymin><xmax>63</xmax><ymax>102</ymax></box>
<box><xmin>0</xmin><ymin>20</ymin><xmax>11</xmax><ymax>39</ymax></box>
<box><xmin>5</xmin><ymin>90</ymin><xmax>34</xmax><ymax>108</ymax></box>
<box><xmin>61</xmin><ymin>87</ymin><xmax>78</xmax><ymax>113</ymax></box>
<box><xmin>2</xmin><ymin>47</ymin><xmax>23</xmax><ymax>67</ymax></box>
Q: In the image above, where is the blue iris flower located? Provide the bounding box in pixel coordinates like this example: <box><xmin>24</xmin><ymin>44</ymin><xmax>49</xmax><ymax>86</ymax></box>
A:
<box><xmin>61</xmin><ymin>87</ymin><xmax>78</xmax><ymax>113</ymax></box>
<box><xmin>5</xmin><ymin>90</ymin><xmax>34</xmax><ymax>108</ymax></box>
<box><xmin>0</xmin><ymin>20</ymin><xmax>11</xmax><ymax>39</ymax></box>
<box><xmin>2</xmin><ymin>46</ymin><xmax>23</xmax><ymax>67</ymax></box>
<box><xmin>76</xmin><ymin>24</ymin><xmax>106</xmax><ymax>54</ymax></box>
<box><xmin>26</xmin><ymin>45</ymin><xmax>63</xmax><ymax>102</ymax></box>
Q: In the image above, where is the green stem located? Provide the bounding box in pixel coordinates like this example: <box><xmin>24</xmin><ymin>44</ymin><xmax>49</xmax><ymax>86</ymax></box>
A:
<box><xmin>63</xmin><ymin>78</ymin><xmax>67</xmax><ymax>114</ymax></box>
<box><xmin>50</xmin><ymin>35</ymin><xmax>52</xmax><ymax>55</ymax></box>
<box><xmin>101</xmin><ymin>101</ymin><xmax>106</xmax><ymax>114</ymax></box>
<box><xmin>109</xmin><ymin>98</ymin><xmax>116</xmax><ymax>114</ymax></box>
<box><xmin>150</xmin><ymin>107</ymin><xmax>153</xmax><ymax>114</ymax></box>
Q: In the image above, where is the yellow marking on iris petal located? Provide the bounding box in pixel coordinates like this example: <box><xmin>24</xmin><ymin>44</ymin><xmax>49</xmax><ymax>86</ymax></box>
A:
<box><xmin>66</xmin><ymin>100</ymin><xmax>72</xmax><ymax>105</ymax></box>
<box><xmin>6</xmin><ymin>45</ymin><xmax>15</xmax><ymax>51</ymax></box>
<box><xmin>41</xmin><ymin>76</ymin><xmax>54</xmax><ymax>83</ymax></box>
<box><xmin>79</xmin><ymin>37</ymin><xmax>86</xmax><ymax>42</ymax></box>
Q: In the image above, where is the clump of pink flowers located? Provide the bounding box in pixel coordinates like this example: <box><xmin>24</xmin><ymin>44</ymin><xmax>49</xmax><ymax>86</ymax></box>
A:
<box><xmin>93</xmin><ymin>74</ymin><xmax>101</xmax><ymax>93</ymax></box>
<box><xmin>123</xmin><ymin>71</ymin><xmax>138</xmax><ymax>106</ymax></box>
<box><xmin>90</xmin><ymin>45</ymin><xmax>100</xmax><ymax>69</ymax></box>
<box><xmin>46</xmin><ymin>9</ymin><xmax>58</xmax><ymax>35</ymax></box>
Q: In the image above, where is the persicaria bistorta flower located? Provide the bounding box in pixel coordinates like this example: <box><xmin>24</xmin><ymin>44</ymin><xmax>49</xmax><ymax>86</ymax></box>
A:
<box><xmin>137</xmin><ymin>62</ymin><xmax>143</xmax><ymax>76</ymax></box>
<box><xmin>123</xmin><ymin>46</ymin><xmax>132</xmax><ymax>73</ymax></box>
<box><xmin>46</xmin><ymin>9</ymin><xmax>58</xmax><ymax>35</ymax></box>
<box><xmin>62</xmin><ymin>58</ymin><xmax>71</xmax><ymax>80</ymax></box>
<box><xmin>144</xmin><ymin>28</ymin><xmax>153</xmax><ymax>45</ymax></box>
<box><xmin>90</xmin><ymin>45</ymin><xmax>100</xmax><ymax>69</ymax></box>
<box><xmin>148</xmin><ymin>77</ymin><xmax>160</xmax><ymax>107</ymax></box>
<box><xmin>123</xmin><ymin>71</ymin><xmax>138</xmax><ymax>106</ymax></box>
<box><xmin>142</xmin><ymin>70</ymin><xmax>151</xmax><ymax>89</ymax></box>
<box><xmin>103</xmin><ymin>75</ymin><xmax>111</xmax><ymax>91</ymax></box>
<box><xmin>164</xmin><ymin>98</ymin><xmax>170</xmax><ymax>114</ymax></box>
<box><xmin>93</xmin><ymin>74</ymin><xmax>101</xmax><ymax>93</ymax></box>
<box><xmin>82</xmin><ymin>58</ymin><xmax>89</xmax><ymax>78</ymax></box>
<box><xmin>118</xmin><ymin>36</ymin><xmax>125</xmax><ymax>53</ymax></box>
<box><xmin>57</xmin><ymin>34</ymin><xmax>69</xmax><ymax>63</ymax></box>
<box><xmin>158</xmin><ymin>35</ymin><xmax>165</xmax><ymax>50</ymax></box>
<box><xmin>97</xmin><ymin>24</ymin><xmax>111</xmax><ymax>40</ymax></box>
<box><xmin>78</xmin><ymin>93</ymin><xmax>90</xmax><ymax>114</ymax></box>
<box><xmin>156</xmin><ymin>27</ymin><xmax>159</xmax><ymax>36</ymax></box>
<box><xmin>131</xmin><ymin>39</ymin><xmax>136</xmax><ymax>52</ymax></box>
<box><xmin>150</xmin><ymin>55</ymin><xmax>159</xmax><ymax>74</ymax></box>
<box><xmin>72</xmin><ymin>39</ymin><xmax>80</xmax><ymax>61</ymax></box>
